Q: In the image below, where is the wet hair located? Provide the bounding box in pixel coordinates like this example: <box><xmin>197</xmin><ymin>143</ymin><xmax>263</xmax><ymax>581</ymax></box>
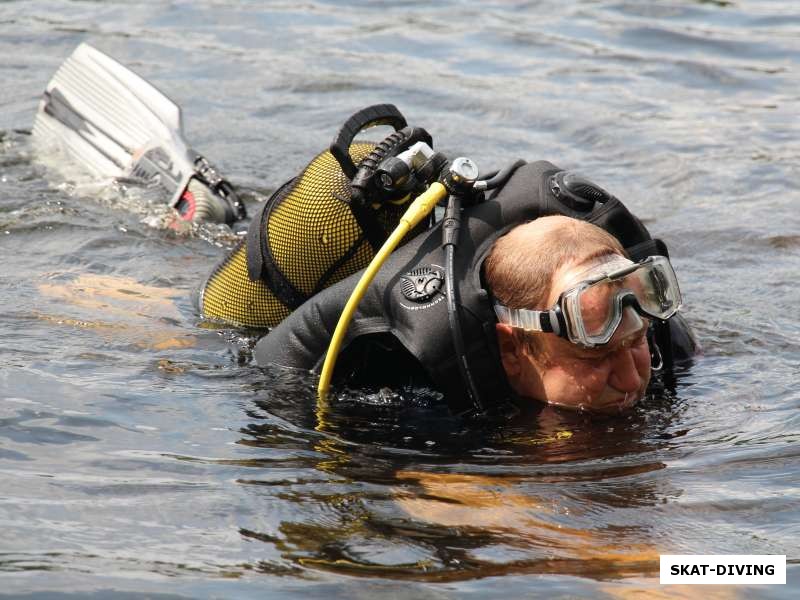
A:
<box><xmin>484</xmin><ymin>216</ymin><xmax>627</xmax><ymax>352</ymax></box>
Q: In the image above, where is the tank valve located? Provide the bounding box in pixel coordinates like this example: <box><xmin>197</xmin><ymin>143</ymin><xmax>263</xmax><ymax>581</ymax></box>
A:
<box><xmin>443</xmin><ymin>156</ymin><xmax>479</xmax><ymax>191</ymax></box>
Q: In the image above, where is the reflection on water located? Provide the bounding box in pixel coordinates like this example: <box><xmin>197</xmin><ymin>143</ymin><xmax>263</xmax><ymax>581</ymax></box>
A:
<box><xmin>1</xmin><ymin>0</ymin><xmax>799</xmax><ymax>597</ymax></box>
<box><xmin>233</xmin><ymin>372</ymin><xmax>685</xmax><ymax>582</ymax></box>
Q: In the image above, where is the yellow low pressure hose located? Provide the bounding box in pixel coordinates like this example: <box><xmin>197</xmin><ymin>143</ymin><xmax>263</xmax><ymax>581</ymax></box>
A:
<box><xmin>317</xmin><ymin>182</ymin><xmax>448</xmax><ymax>400</ymax></box>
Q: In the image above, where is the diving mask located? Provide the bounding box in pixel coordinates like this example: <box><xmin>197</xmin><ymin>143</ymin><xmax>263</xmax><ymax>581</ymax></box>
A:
<box><xmin>493</xmin><ymin>254</ymin><xmax>682</xmax><ymax>348</ymax></box>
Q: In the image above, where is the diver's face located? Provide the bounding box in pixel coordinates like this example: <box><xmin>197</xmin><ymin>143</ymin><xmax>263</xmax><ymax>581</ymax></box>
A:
<box><xmin>504</xmin><ymin>260</ymin><xmax>652</xmax><ymax>415</ymax></box>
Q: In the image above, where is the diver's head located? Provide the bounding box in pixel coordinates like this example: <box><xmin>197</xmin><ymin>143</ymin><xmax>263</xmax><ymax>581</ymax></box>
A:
<box><xmin>485</xmin><ymin>215</ymin><xmax>652</xmax><ymax>415</ymax></box>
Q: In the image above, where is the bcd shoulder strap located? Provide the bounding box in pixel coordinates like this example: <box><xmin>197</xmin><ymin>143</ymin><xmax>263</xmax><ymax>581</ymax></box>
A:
<box><xmin>626</xmin><ymin>237</ymin><xmax>669</xmax><ymax>260</ymax></box>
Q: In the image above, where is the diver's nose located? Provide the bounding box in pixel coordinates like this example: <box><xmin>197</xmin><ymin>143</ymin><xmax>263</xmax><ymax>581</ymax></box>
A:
<box><xmin>607</xmin><ymin>348</ymin><xmax>643</xmax><ymax>393</ymax></box>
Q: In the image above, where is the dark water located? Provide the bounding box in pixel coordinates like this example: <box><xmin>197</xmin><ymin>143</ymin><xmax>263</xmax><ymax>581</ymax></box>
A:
<box><xmin>1</xmin><ymin>0</ymin><xmax>799</xmax><ymax>598</ymax></box>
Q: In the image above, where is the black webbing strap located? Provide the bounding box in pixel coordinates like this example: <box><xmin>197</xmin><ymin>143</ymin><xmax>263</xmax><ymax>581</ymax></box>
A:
<box><xmin>245</xmin><ymin>177</ymin><xmax>309</xmax><ymax>310</ymax></box>
<box><xmin>312</xmin><ymin>232</ymin><xmax>368</xmax><ymax>296</ymax></box>
<box><xmin>348</xmin><ymin>200</ymin><xmax>389</xmax><ymax>253</ymax></box>
<box><xmin>245</xmin><ymin>202</ymin><xmax>267</xmax><ymax>282</ymax></box>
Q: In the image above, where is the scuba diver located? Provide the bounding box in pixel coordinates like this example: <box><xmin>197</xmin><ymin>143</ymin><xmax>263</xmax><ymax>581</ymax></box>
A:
<box><xmin>197</xmin><ymin>105</ymin><xmax>697</xmax><ymax>418</ymax></box>
<box><xmin>35</xmin><ymin>44</ymin><xmax>697</xmax><ymax>419</ymax></box>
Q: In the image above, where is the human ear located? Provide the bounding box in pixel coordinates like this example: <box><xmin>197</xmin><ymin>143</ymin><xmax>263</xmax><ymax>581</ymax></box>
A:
<box><xmin>495</xmin><ymin>323</ymin><xmax>522</xmax><ymax>378</ymax></box>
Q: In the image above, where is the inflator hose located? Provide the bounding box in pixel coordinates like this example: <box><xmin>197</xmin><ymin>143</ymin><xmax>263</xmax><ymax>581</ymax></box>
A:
<box><xmin>443</xmin><ymin>195</ymin><xmax>484</xmax><ymax>412</ymax></box>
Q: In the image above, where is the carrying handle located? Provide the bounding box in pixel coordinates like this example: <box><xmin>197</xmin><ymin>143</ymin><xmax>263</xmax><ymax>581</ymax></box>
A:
<box><xmin>330</xmin><ymin>104</ymin><xmax>407</xmax><ymax>179</ymax></box>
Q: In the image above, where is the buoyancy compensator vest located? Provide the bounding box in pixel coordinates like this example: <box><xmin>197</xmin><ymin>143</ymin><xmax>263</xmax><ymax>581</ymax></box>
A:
<box><xmin>199</xmin><ymin>105</ymin><xmax>434</xmax><ymax>328</ymax></box>
<box><xmin>253</xmin><ymin>159</ymin><xmax>698</xmax><ymax>415</ymax></box>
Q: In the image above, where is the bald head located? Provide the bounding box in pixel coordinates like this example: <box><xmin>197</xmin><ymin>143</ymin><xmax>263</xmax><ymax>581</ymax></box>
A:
<box><xmin>484</xmin><ymin>215</ymin><xmax>626</xmax><ymax>310</ymax></box>
<box><xmin>488</xmin><ymin>216</ymin><xmax>652</xmax><ymax>414</ymax></box>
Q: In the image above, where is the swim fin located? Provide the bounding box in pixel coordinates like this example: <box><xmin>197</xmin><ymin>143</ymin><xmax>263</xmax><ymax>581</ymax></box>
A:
<box><xmin>33</xmin><ymin>42</ymin><xmax>246</xmax><ymax>224</ymax></box>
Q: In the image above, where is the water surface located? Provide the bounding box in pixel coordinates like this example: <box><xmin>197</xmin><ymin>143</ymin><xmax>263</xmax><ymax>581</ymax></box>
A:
<box><xmin>1</xmin><ymin>1</ymin><xmax>798</xmax><ymax>598</ymax></box>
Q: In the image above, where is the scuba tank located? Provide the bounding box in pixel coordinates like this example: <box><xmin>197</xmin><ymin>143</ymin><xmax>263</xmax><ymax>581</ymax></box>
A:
<box><xmin>199</xmin><ymin>105</ymin><xmax>438</xmax><ymax>328</ymax></box>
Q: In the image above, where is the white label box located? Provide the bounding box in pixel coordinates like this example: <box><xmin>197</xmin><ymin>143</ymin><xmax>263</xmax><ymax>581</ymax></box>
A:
<box><xmin>660</xmin><ymin>555</ymin><xmax>786</xmax><ymax>585</ymax></box>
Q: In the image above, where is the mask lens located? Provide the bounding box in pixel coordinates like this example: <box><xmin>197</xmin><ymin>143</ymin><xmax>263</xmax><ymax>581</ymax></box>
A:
<box><xmin>577</xmin><ymin>280</ymin><xmax>622</xmax><ymax>339</ymax></box>
<box><xmin>623</xmin><ymin>258</ymin><xmax>681</xmax><ymax>319</ymax></box>
<box><xmin>570</xmin><ymin>256</ymin><xmax>681</xmax><ymax>345</ymax></box>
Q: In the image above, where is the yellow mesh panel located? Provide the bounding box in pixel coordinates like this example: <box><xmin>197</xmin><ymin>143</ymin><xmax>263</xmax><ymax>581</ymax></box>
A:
<box><xmin>268</xmin><ymin>144</ymin><xmax>373</xmax><ymax>297</ymax></box>
<box><xmin>324</xmin><ymin>237</ymin><xmax>374</xmax><ymax>284</ymax></box>
<box><xmin>200</xmin><ymin>141</ymin><xmax>420</xmax><ymax>329</ymax></box>
<box><xmin>201</xmin><ymin>242</ymin><xmax>291</xmax><ymax>328</ymax></box>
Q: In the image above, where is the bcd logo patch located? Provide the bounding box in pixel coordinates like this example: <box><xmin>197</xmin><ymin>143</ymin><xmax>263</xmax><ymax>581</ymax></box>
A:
<box><xmin>398</xmin><ymin>265</ymin><xmax>445</xmax><ymax>311</ymax></box>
